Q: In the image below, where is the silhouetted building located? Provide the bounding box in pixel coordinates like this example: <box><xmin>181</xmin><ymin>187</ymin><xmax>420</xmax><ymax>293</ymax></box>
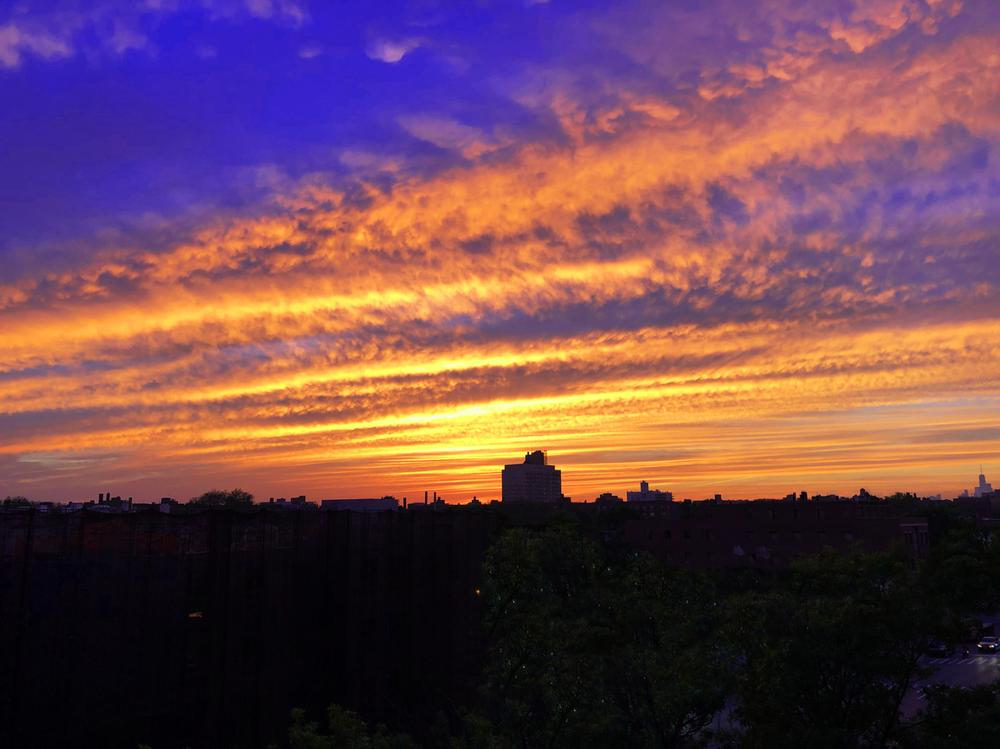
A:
<box><xmin>0</xmin><ymin>505</ymin><xmax>496</xmax><ymax>749</ymax></box>
<box><xmin>502</xmin><ymin>450</ymin><xmax>562</xmax><ymax>503</ymax></box>
<box><xmin>321</xmin><ymin>497</ymin><xmax>398</xmax><ymax>511</ymax></box>
<box><xmin>267</xmin><ymin>495</ymin><xmax>315</xmax><ymax>509</ymax></box>
<box><xmin>624</xmin><ymin>499</ymin><xmax>930</xmax><ymax>569</ymax></box>
<box><xmin>973</xmin><ymin>469</ymin><xmax>994</xmax><ymax>498</ymax></box>
<box><xmin>595</xmin><ymin>492</ymin><xmax>624</xmax><ymax>507</ymax></box>
<box><xmin>626</xmin><ymin>480</ymin><xmax>673</xmax><ymax>503</ymax></box>
<box><xmin>92</xmin><ymin>493</ymin><xmax>131</xmax><ymax>513</ymax></box>
<box><xmin>957</xmin><ymin>469</ymin><xmax>1000</xmax><ymax>517</ymax></box>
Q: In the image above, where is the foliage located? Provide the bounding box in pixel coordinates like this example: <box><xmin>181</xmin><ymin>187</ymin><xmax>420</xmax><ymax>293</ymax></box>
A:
<box><xmin>725</xmin><ymin>549</ymin><xmax>930</xmax><ymax>748</ymax></box>
<box><xmin>920</xmin><ymin>519</ymin><xmax>1000</xmax><ymax>615</ymax></box>
<box><xmin>883</xmin><ymin>492</ymin><xmax>922</xmax><ymax>503</ymax></box>
<box><xmin>188</xmin><ymin>488</ymin><xmax>254</xmax><ymax>507</ymax></box>
<box><xmin>900</xmin><ymin>680</ymin><xmax>1000</xmax><ymax>748</ymax></box>
<box><xmin>472</xmin><ymin>521</ymin><xmax>972</xmax><ymax>749</ymax></box>
<box><xmin>289</xmin><ymin>705</ymin><xmax>417</xmax><ymax>749</ymax></box>
<box><xmin>471</xmin><ymin>519</ymin><xmax>733</xmax><ymax>748</ymax></box>
<box><xmin>286</xmin><ymin>507</ymin><xmax>1000</xmax><ymax>749</ymax></box>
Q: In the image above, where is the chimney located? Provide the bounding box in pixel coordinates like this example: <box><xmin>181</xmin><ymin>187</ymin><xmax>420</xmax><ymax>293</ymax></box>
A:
<box><xmin>424</xmin><ymin>490</ymin><xmax>428</xmax><ymax>505</ymax></box>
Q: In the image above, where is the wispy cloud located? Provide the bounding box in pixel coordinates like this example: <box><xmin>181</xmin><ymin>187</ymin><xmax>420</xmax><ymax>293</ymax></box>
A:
<box><xmin>297</xmin><ymin>43</ymin><xmax>322</xmax><ymax>59</ymax></box>
<box><xmin>0</xmin><ymin>22</ymin><xmax>72</xmax><ymax>68</ymax></box>
<box><xmin>0</xmin><ymin>0</ymin><xmax>309</xmax><ymax>69</ymax></box>
<box><xmin>396</xmin><ymin>114</ymin><xmax>510</xmax><ymax>159</ymax></box>
<box><xmin>366</xmin><ymin>36</ymin><xmax>422</xmax><ymax>64</ymax></box>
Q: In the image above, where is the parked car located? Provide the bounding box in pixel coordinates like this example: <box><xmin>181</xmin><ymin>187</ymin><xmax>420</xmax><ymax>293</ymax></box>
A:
<box><xmin>977</xmin><ymin>636</ymin><xmax>999</xmax><ymax>653</ymax></box>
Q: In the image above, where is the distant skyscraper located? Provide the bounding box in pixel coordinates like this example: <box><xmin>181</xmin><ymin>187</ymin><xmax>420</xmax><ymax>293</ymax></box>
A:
<box><xmin>626</xmin><ymin>480</ymin><xmax>674</xmax><ymax>502</ymax></box>
<box><xmin>973</xmin><ymin>468</ymin><xmax>994</xmax><ymax>497</ymax></box>
<box><xmin>502</xmin><ymin>450</ymin><xmax>563</xmax><ymax>503</ymax></box>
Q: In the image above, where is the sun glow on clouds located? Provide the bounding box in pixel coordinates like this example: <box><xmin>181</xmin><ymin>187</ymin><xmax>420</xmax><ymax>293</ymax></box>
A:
<box><xmin>1</xmin><ymin>0</ymin><xmax>999</xmax><ymax>501</ymax></box>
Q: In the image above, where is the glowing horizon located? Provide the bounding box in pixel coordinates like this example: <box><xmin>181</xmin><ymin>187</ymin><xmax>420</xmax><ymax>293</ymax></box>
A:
<box><xmin>2</xmin><ymin>0</ymin><xmax>999</xmax><ymax>502</ymax></box>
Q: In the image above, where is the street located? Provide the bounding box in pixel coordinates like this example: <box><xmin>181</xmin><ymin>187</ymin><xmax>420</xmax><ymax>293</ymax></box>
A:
<box><xmin>903</xmin><ymin>652</ymin><xmax>1000</xmax><ymax>717</ymax></box>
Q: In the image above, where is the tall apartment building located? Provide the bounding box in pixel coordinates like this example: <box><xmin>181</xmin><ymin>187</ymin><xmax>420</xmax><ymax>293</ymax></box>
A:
<box><xmin>501</xmin><ymin>450</ymin><xmax>563</xmax><ymax>503</ymax></box>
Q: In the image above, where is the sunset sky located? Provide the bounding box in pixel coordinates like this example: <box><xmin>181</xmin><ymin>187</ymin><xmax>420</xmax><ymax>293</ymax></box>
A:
<box><xmin>2</xmin><ymin>0</ymin><xmax>999</xmax><ymax>503</ymax></box>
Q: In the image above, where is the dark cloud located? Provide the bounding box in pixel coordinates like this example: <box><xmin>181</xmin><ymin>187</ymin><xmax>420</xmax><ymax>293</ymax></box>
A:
<box><xmin>706</xmin><ymin>184</ymin><xmax>749</xmax><ymax>227</ymax></box>
<box><xmin>910</xmin><ymin>426</ymin><xmax>1000</xmax><ymax>444</ymax></box>
<box><xmin>459</xmin><ymin>233</ymin><xmax>495</xmax><ymax>255</ymax></box>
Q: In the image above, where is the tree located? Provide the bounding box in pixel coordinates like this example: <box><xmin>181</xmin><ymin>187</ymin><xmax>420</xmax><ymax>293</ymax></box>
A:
<box><xmin>600</xmin><ymin>555</ymin><xmax>733</xmax><ymax>747</ymax></box>
<box><xmin>188</xmin><ymin>488</ymin><xmax>254</xmax><ymax>508</ymax></box>
<box><xmin>288</xmin><ymin>705</ymin><xmax>417</xmax><ymax>749</ymax></box>
<box><xmin>473</xmin><ymin>519</ymin><xmax>732</xmax><ymax>748</ymax></box>
<box><xmin>921</xmin><ymin>520</ymin><xmax>1000</xmax><ymax>617</ymax></box>
<box><xmin>900</xmin><ymin>680</ymin><xmax>1000</xmax><ymax>748</ymax></box>
<box><xmin>726</xmin><ymin>549</ymin><xmax>931</xmax><ymax>748</ymax></box>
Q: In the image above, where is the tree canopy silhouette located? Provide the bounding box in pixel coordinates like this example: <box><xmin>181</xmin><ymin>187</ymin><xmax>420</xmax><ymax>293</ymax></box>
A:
<box><xmin>189</xmin><ymin>488</ymin><xmax>254</xmax><ymax>507</ymax></box>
